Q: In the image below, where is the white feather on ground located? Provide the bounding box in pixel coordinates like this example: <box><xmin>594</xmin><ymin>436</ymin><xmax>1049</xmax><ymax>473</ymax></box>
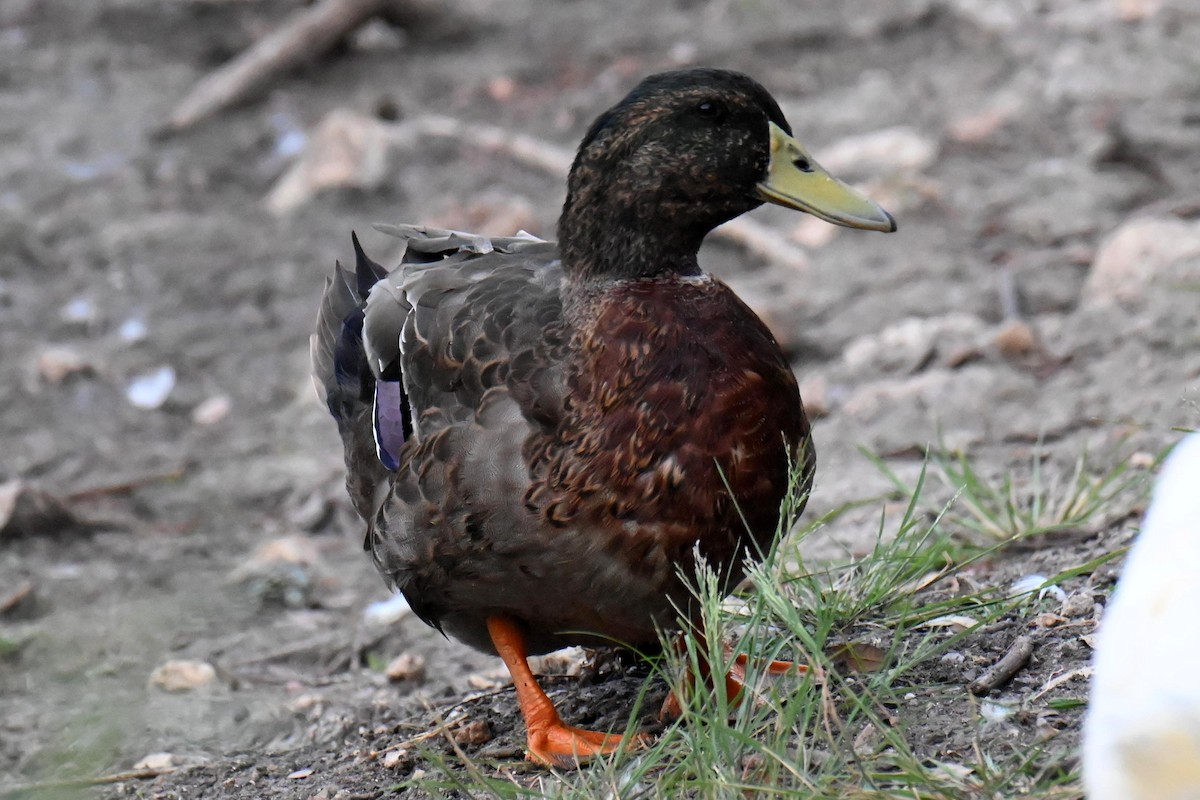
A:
<box><xmin>1085</xmin><ymin>433</ymin><xmax>1200</xmax><ymax>800</ymax></box>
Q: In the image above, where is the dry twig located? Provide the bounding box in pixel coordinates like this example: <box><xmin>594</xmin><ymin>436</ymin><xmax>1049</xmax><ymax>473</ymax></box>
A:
<box><xmin>163</xmin><ymin>0</ymin><xmax>449</xmax><ymax>134</ymax></box>
<box><xmin>0</xmin><ymin>767</ymin><xmax>175</xmax><ymax>799</ymax></box>
<box><xmin>66</xmin><ymin>467</ymin><xmax>188</xmax><ymax>502</ymax></box>
<box><xmin>969</xmin><ymin>635</ymin><xmax>1034</xmax><ymax>696</ymax></box>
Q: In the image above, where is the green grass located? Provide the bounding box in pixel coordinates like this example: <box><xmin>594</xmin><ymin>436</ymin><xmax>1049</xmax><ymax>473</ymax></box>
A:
<box><xmin>397</xmin><ymin>448</ymin><xmax>1133</xmax><ymax>799</ymax></box>
<box><xmin>867</xmin><ymin>440</ymin><xmax>1152</xmax><ymax>545</ymax></box>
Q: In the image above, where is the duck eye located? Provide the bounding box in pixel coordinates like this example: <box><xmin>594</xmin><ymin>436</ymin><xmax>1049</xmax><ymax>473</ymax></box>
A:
<box><xmin>694</xmin><ymin>100</ymin><xmax>722</xmax><ymax>120</ymax></box>
<box><xmin>793</xmin><ymin>157</ymin><xmax>814</xmax><ymax>173</ymax></box>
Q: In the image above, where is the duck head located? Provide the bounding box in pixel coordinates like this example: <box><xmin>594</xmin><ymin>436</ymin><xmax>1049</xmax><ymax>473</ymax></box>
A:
<box><xmin>559</xmin><ymin>68</ymin><xmax>895</xmax><ymax>284</ymax></box>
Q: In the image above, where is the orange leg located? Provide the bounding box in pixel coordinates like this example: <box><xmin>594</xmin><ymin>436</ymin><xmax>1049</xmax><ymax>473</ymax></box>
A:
<box><xmin>487</xmin><ymin>615</ymin><xmax>645</xmax><ymax>768</ymax></box>
<box><xmin>659</xmin><ymin>630</ymin><xmax>808</xmax><ymax>721</ymax></box>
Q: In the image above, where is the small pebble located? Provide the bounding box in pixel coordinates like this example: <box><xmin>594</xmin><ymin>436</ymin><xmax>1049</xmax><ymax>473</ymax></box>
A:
<box><xmin>993</xmin><ymin>319</ymin><xmax>1036</xmax><ymax>357</ymax></box>
<box><xmin>287</xmin><ymin>768</ymin><xmax>314</xmax><ymax>780</ymax></box>
<box><xmin>192</xmin><ymin>394</ymin><xmax>231</xmax><ymax>425</ymax></box>
<box><xmin>1060</xmin><ymin>592</ymin><xmax>1096</xmax><ymax>618</ymax></box>
<box><xmin>467</xmin><ymin>671</ymin><xmax>508</xmax><ymax>690</ymax></box>
<box><xmin>127</xmin><ymin>366</ymin><xmax>176</xmax><ymax>409</ymax></box>
<box><xmin>61</xmin><ymin>296</ymin><xmax>96</xmax><ymax>324</ymax></box>
<box><xmin>384</xmin><ymin>653</ymin><xmax>426</xmax><ymax>683</ymax></box>
<box><xmin>452</xmin><ymin>719</ymin><xmax>493</xmax><ymax>746</ymax></box>
<box><xmin>149</xmin><ymin>659</ymin><xmax>216</xmax><ymax>692</ymax></box>
<box><xmin>118</xmin><ymin>317</ymin><xmax>148</xmax><ymax>342</ymax></box>
<box><xmin>133</xmin><ymin>752</ymin><xmax>175</xmax><ymax>770</ymax></box>
<box><xmin>529</xmin><ymin>646</ymin><xmax>586</xmax><ymax>677</ymax></box>
<box><xmin>36</xmin><ymin>347</ymin><xmax>90</xmax><ymax>383</ymax></box>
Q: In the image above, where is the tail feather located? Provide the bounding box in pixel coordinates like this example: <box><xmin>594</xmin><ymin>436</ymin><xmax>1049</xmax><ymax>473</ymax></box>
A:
<box><xmin>311</xmin><ymin>239</ymin><xmax>394</xmax><ymax>524</ymax></box>
<box><xmin>351</xmin><ymin>231</ymin><xmax>387</xmax><ymax>297</ymax></box>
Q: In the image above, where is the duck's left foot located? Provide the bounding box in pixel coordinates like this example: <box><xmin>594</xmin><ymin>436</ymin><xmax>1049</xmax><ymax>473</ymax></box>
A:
<box><xmin>486</xmin><ymin>614</ymin><xmax>648</xmax><ymax>769</ymax></box>
<box><xmin>525</xmin><ymin>720</ymin><xmax>649</xmax><ymax>769</ymax></box>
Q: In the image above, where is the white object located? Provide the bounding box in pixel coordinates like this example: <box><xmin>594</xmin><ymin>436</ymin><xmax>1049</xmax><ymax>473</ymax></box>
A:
<box><xmin>118</xmin><ymin>316</ymin><xmax>148</xmax><ymax>342</ymax></box>
<box><xmin>127</xmin><ymin>366</ymin><xmax>176</xmax><ymax>409</ymax></box>
<box><xmin>1009</xmin><ymin>573</ymin><xmax>1067</xmax><ymax>603</ymax></box>
<box><xmin>363</xmin><ymin>591</ymin><xmax>411</xmax><ymax>627</ymax></box>
<box><xmin>1085</xmin><ymin>433</ymin><xmax>1200</xmax><ymax>800</ymax></box>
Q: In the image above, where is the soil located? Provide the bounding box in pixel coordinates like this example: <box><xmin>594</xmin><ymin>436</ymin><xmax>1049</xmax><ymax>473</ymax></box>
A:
<box><xmin>1</xmin><ymin>0</ymin><xmax>1198</xmax><ymax>797</ymax></box>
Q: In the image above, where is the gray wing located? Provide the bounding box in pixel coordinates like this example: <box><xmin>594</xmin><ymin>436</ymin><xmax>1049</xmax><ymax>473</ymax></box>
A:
<box><xmin>319</xmin><ymin>224</ymin><xmax>570</xmax><ymax>637</ymax></box>
<box><xmin>365</xmin><ymin>224</ymin><xmax>569</xmax><ymax>439</ymax></box>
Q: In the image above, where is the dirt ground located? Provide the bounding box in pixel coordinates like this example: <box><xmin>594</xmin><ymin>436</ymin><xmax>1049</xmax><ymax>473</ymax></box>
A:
<box><xmin>2</xmin><ymin>0</ymin><xmax>1198</xmax><ymax>797</ymax></box>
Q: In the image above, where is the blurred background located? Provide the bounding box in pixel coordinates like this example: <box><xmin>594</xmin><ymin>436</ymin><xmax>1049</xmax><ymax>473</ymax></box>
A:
<box><xmin>1</xmin><ymin>0</ymin><xmax>1197</xmax><ymax>794</ymax></box>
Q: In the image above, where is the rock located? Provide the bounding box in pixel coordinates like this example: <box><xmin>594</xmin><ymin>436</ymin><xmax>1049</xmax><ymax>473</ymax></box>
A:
<box><xmin>1084</xmin><ymin>216</ymin><xmax>1200</xmax><ymax>306</ymax></box>
<box><xmin>126</xmin><ymin>365</ymin><xmax>176</xmax><ymax>410</ymax></box>
<box><xmin>466</xmin><ymin>668</ymin><xmax>509</xmax><ymax>690</ymax></box>
<box><xmin>266</xmin><ymin>110</ymin><xmax>391</xmax><ymax>216</ymax></box>
<box><xmin>149</xmin><ymin>659</ymin><xmax>217</xmax><ymax>692</ymax></box>
<box><xmin>528</xmin><ymin>646</ymin><xmax>586</xmax><ymax>677</ymax></box>
<box><xmin>191</xmin><ymin>394</ymin><xmax>231</xmax><ymax>425</ymax></box>
<box><xmin>229</xmin><ymin>564</ymin><xmax>313</xmax><ymax>610</ymax></box>
<box><xmin>384</xmin><ymin>653</ymin><xmax>426</xmax><ymax>683</ymax></box>
<box><xmin>248</xmin><ymin>535</ymin><xmax>321</xmax><ymax>566</ymax></box>
<box><xmin>451</xmin><ymin>719</ymin><xmax>492</xmax><ymax>746</ymax></box>
<box><xmin>0</xmin><ymin>481</ymin><xmax>82</xmax><ymax>540</ymax></box>
<box><xmin>1060</xmin><ymin>591</ymin><xmax>1096</xmax><ymax>619</ymax></box>
<box><xmin>947</xmin><ymin>100</ymin><xmax>1020</xmax><ymax>144</ymax></box>
<box><xmin>36</xmin><ymin>347</ymin><xmax>92</xmax><ymax>384</ymax></box>
<box><xmin>992</xmin><ymin>319</ymin><xmax>1037</xmax><ymax>358</ymax></box>
<box><xmin>819</xmin><ymin>126</ymin><xmax>938</xmax><ymax>177</ymax></box>
<box><xmin>227</xmin><ymin>535</ymin><xmax>321</xmax><ymax>609</ymax></box>
<box><xmin>132</xmin><ymin>752</ymin><xmax>176</xmax><ymax>770</ymax></box>
<box><xmin>798</xmin><ymin>375</ymin><xmax>831</xmax><ymax>418</ymax></box>
<box><xmin>843</xmin><ymin>313</ymin><xmax>988</xmax><ymax>375</ymax></box>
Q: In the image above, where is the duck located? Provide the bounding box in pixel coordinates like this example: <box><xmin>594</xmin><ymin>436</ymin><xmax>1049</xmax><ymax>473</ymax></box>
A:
<box><xmin>311</xmin><ymin>67</ymin><xmax>895</xmax><ymax>768</ymax></box>
<box><xmin>1084</xmin><ymin>432</ymin><xmax>1200</xmax><ymax>800</ymax></box>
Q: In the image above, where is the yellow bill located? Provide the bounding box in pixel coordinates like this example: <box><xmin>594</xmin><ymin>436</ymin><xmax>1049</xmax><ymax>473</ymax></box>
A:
<box><xmin>757</xmin><ymin>122</ymin><xmax>897</xmax><ymax>232</ymax></box>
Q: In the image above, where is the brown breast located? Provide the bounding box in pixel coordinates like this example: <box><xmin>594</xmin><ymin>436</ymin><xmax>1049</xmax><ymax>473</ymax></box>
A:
<box><xmin>527</xmin><ymin>274</ymin><xmax>811</xmax><ymax>589</ymax></box>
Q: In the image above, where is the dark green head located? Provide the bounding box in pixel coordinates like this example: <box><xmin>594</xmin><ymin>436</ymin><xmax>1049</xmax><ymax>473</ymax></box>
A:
<box><xmin>558</xmin><ymin>68</ymin><xmax>894</xmax><ymax>283</ymax></box>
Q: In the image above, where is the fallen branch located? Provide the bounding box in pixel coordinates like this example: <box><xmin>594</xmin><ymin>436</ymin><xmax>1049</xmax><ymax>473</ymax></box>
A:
<box><xmin>165</xmin><ymin>0</ymin><xmax>385</xmax><ymax>134</ymax></box>
<box><xmin>0</xmin><ymin>767</ymin><xmax>175</xmax><ymax>799</ymax></box>
<box><xmin>66</xmin><ymin>467</ymin><xmax>188</xmax><ymax>502</ymax></box>
<box><xmin>969</xmin><ymin>635</ymin><xmax>1034</xmax><ymax>696</ymax></box>
<box><xmin>162</xmin><ymin>0</ymin><xmax>453</xmax><ymax>134</ymax></box>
